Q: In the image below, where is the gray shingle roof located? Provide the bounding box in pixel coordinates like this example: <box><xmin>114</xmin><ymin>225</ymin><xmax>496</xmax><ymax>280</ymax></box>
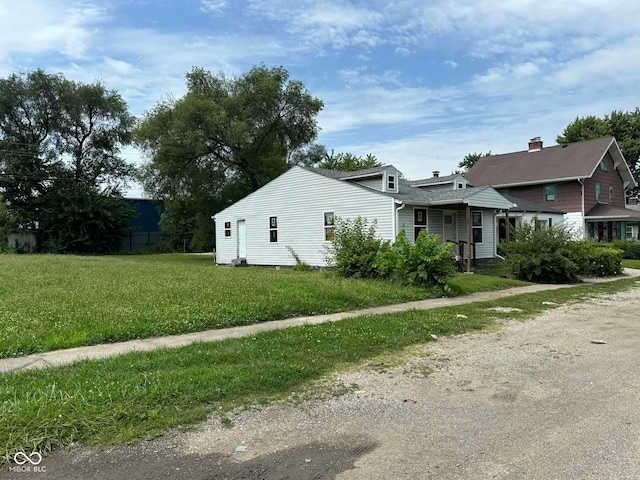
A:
<box><xmin>503</xmin><ymin>195</ymin><xmax>566</xmax><ymax>214</ymax></box>
<box><xmin>585</xmin><ymin>203</ymin><xmax>640</xmax><ymax>220</ymax></box>
<box><xmin>307</xmin><ymin>166</ymin><xmax>514</xmax><ymax>208</ymax></box>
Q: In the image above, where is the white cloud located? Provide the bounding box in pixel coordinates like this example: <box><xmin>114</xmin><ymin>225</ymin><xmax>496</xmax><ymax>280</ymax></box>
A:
<box><xmin>200</xmin><ymin>0</ymin><xmax>228</xmax><ymax>14</ymax></box>
<box><xmin>0</xmin><ymin>1</ymin><xmax>107</xmax><ymax>61</ymax></box>
<box><xmin>444</xmin><ymin>60</ymin><xmax>458</xmax><ymax>68</ymax></box>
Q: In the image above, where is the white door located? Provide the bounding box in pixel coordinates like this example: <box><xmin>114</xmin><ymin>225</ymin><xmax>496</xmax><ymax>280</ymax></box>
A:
<box><xmin>237</xmin><ymin>220</ymin><xmax>246</xmax><ymax>258</ymax></box>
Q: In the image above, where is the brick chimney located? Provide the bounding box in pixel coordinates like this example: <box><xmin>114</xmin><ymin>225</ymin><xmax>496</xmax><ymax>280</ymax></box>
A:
<box><xmin>528</xmin><ymin>137</ymin><xmax>543</xmax><ymax>152</ymax></box>
<box><xmin>432</xmin><ymin>170</ymin><xmax>440</xmax><ymax>178</ymax></box>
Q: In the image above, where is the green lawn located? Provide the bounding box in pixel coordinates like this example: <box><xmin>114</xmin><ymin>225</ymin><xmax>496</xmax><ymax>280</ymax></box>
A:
<box><xmin>0</xmin><ymin>254</ymin><xmax>525</xmax><ymax>358</ymax></box>
<box><xmin>2</xmin><ymin>276</ymin><xmax>637</xmax><ymax>463</ymax></box>
<box><xmin>622</xmin><ymin>259</ymin><xmax>640</xmax><ymax>269</ymax></box>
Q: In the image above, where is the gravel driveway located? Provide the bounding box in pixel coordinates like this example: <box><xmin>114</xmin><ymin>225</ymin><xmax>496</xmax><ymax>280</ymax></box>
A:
<box><xmin>5</xmin><ymin>287</ymin><xmax>640</xmax><ymax>479</ymax></box>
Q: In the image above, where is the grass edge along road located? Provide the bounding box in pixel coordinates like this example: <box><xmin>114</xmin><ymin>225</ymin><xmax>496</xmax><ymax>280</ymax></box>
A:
<box><xmin>1</xmin><ymin>276</ymin><xmax>638</xmax><ymax>464</ymax></box>
<box><xmin>0</xmin><ymin>254</ymin><xmax>524</xmax><ymax>359</ymax></box>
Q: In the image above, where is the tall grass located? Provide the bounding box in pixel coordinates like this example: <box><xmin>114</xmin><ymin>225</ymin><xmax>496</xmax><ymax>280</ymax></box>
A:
<box><xmin>0</xmin><ymin>254</ymin><xmax>525</xmax><ymax>358</ymax></box>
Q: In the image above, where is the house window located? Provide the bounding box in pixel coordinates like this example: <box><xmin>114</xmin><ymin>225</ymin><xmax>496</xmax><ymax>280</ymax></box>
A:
<box><xmin>324</xmin><ymin>211</ymin><xmax>335</xmax><ymax>241</ymax></box>
<box><xmin>609</xmin><ymin>186</ymin><xmax>614</xmax><ymax>204</ymax></box>
<box><xmin>224</xmin><ymin>221</ymin><xmax>231</xmax><ymax>237</ymax></box>
<box><xmin>472</xmin><ymin>211</ymin><xmax>483</xmax><ymax>243</ymax></box>
<box><xmin>457</xmin><ymin>183</ymin><xmax>464</xmax><ymax>189</ymax></box>
<box><xmin>601</xmin><ymin>158</ymin><xmax>610</xmax><ymax>171</ymax></box>
<box><xmin>543</xmin><ymin>184</ymin><xmax>557</xmax><ymax>202</ymax></box>
<box><xmin>387</xmin><ymin>174</ymin><xmax>396</xmax><ymax>191</ymax></box>
<box><xmin>596</xmin><ymin>183</ymin><xmax>601</xmax><ymax>202</ymax></box>
<box><xmin>536</xmin><ymin>219</ymin><xmax>548</xmax><ymax>230</ymax></box>
<box><xmin>414</xmin><ymin>208</ymin><xmax>427</xmax><ymax>241</ymax></box>
<box><xmin>269</xmin><ymin>216</ymin><xmax>277</xmax><ymax>243</ymax></box>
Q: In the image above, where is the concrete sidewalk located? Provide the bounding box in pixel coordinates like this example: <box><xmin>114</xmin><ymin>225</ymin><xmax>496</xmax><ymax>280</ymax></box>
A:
<box><xmin>3</xmin><ymin>269</ymin><xmax>639</xmax><ymax>374</ymax></box>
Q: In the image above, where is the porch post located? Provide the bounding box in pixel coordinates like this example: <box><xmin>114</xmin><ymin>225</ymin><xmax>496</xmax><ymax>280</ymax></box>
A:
<box><xmin>505</xmin><ymin>209</ymin><xmax>510</xmax><ymax>243</ymax></box>
<box><xmin>466</xmin><ymin>205</ymin><xmax>472</xmax><ymax>273</ymax></box>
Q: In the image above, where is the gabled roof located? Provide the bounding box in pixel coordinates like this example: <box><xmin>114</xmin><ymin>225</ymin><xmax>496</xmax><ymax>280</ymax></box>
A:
<box><xmin>408</xmin><ymin>173</ymin><xmax>468</xmax><ymax>187</ymax></box>
<box><xmin>466</xmin><ymin>137</ymin><xmax>636</xmax><ymax>189</ymax></box>
<box><xmin>311</xmin><ymin>165</ymin><xmax>400</xmax><ymax>181</ymax></box>
<box><xmin>308</xmin><ymin>167</ymin><xmax>515</xmax><ymax>210</ymax></box>
<box><xmin>502</xmin><ymin>195</ymin><xmax>566</xmax><ymax>214</ymax></box>
<box><xmin>585</xmin><ymin>203</ymin><xmax>640</xmax><ymax>220</ymax></box>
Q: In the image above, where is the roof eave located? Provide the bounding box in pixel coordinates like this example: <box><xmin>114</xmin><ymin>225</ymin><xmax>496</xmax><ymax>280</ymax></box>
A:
<box><xmin>489</xmin><ymin>175</ymin><xmax>586</xmax><ymax>188</ymax></box>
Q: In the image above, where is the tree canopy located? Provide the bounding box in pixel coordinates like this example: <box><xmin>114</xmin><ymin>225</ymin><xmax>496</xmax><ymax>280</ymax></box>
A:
<box><xmin>557</xmin><ymin>109</ymin><xmax>640</xmax><ymax>194</ymax></box>
<box><xmin>0</xmin><ymin>69</ymin><xmax>136</xmax><ymax>253</ymax></box>
<box><xmin>458</xmin><ymin>151</ymin><xmax>492</xmax><ymax>172</ymax></box>
<box><xmin>317</xmin><ymin>150</ymin><xmax>382</xmax><ymax>171</ymax></box>
<box><xmin>133</xmin><ymin>65</ymin><xmax>324</xmax><ymax>251</ymax></box>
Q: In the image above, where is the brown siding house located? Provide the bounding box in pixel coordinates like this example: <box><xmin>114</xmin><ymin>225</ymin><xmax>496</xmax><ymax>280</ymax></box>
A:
<box><xmin>467</xmin><ymin>137</ymin><xmax>640</xmax><ymax>241</ymax></box>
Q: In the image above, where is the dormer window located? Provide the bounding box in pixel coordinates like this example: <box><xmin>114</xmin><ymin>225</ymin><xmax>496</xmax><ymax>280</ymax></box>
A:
<box><xmin>387</xmin><ymin>174</ymin><xmax>396</xmax><ymax>191</ymax></box>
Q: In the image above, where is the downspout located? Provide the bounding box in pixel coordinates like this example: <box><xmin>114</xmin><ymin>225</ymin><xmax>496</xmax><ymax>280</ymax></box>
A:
<box><xmin>394</xmin><ymin>200</ymin><xmax>406</xmax><ymax>239</ymax></box>
<box><xmin>579</xmin><ymin>178</ymin><xmax>585</xmax><ymax>238</ymax></box>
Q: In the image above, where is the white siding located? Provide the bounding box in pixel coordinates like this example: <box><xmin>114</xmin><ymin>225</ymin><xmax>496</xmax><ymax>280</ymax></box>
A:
<box><xmin>214</xmin><ymin>167</ymin><xmax>395</xmax><ymax>266</ymax></box>
<box><xmin>472</xmin><ymin>210</ymin><xmax>496</xmax><ymax>260</ymax></box>
<box><xmin>422</xmin><ymin>183</ymin><xmax>453</xmax><ymax>192</ymax></box>
<box><xmin>353</xmin><ymin>177</ymin><xmax>383</xmax><ymax>191</ymax></box>
<box><xmin>397</xmin><ymin>207</ymin><xmax>414</xmax><ymax>237</ymax></box>
<box><xmin>564</xmin><ymin>212</ymin><xmax>585</xmax><ymax>239</ymax></box>
<box><xmin>428</xmin><ymin>209</ymin><xmax>444</xmax><ymax>238</ymax></box>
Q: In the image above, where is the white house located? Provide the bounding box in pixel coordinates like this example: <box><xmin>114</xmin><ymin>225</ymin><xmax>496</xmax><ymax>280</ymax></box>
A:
<box><xmin>213</xmin><ymin>165</ymin><xmax>516</xmax><ymax>268</ymax></box>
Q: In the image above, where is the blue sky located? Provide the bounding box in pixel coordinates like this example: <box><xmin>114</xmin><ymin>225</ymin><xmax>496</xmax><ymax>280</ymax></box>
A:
<box><xmin>2</xmin><ymin>0</ymin><xmax>639</xmax><ymax>196</ymax></box>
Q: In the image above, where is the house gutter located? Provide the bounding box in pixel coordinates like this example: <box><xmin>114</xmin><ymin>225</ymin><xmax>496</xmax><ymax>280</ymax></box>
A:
<box><xmin>579</xmin><ymin>178</ymin><xmax>585</xmax><ymax>237</ymax></box>
<box><xmin>394</xmin><ymin>200</ymin><xmax>405</xmax><ymax>239</ymax></box>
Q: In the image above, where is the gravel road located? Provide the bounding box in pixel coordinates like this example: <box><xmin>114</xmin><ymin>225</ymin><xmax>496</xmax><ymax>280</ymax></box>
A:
<box><xmin>5</xmin><ymin>286</ymin><xmax>640</xmax><ymax>479</ymax></box>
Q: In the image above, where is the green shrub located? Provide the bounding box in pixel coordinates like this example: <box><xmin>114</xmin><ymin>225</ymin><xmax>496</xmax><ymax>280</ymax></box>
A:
<box><xmin>567</xmin><ymin>240</ymin><xmax>623</xmax><ymax>277</ymax></box>
<box><xmin>501</xmin><ymin>220</ymin><xmax>580</xmax><ymax>283</ymax></box>
<box><xmin>390</xmin><ymin>230</ymin><xmax>456</xmax><ymax>288</ymax></box>
<box><xmin>325</xmin><ymin>217</ymin><xmax>391</xmax><ymax>279</ymax></box>
<box><xmin>608</xmin><ymin>240</ymin><xmax>640</xmax><ymax>259</ymax></box>
<box><xmin>327</xmin><ymin>218</ymin><xmax>455</xmax><ymax>288</ymax></box>
<box><xmin>587</xmin><ymin>246</ymin><xmax>623</xmax><ymax>277</ymax></box>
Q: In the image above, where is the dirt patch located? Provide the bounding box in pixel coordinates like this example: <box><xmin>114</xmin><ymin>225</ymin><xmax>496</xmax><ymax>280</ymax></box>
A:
<box><xmin>4</xmin><ymin>288</ymin><xmax>640</xmax><ymax>479</ymax></box>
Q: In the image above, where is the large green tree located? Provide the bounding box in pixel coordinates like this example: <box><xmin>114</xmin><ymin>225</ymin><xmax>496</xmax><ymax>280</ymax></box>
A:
<box><xmin>133</xmin><ymin>65</ymin><xmax>324</xmax><ymax>251</ymax></box>
<box><xmin>557</xmin><ymin>109</ymin><xmax>640</xmax><ymax>194</ymax></box>
<box><xmin>0</xmin><ymin>69</ymin><xmax>136</xmax><ymax>253</ymax></box>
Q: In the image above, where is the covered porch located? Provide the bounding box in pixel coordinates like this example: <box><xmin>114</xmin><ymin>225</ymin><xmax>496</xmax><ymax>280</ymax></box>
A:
<box><xmin>585</xmin><ymin>204</ymin><xmax>640</xmax><ymax>241</ymax></box>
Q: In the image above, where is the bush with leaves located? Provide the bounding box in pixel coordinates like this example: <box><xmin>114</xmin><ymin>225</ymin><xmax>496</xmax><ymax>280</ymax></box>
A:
<box><xmin>608</xmin><ymin>239</ymin><xmax>640</xmax><ymax>259</ymax></box>
<box><xmin>386</xmin><ymin>230</ymin><xmax>456</xmax><ymax>288</ymax></box>
<box><xmin>501</xmin><ymin>220</ymin><xmax>580</xmax><ymax>283</ymax></box>
<box><xmin>327</xmin><ymin>217</ymin><xmax>455</xmax><ymax>288</ymax></box>
<box><xmin>325</xmin><ymin>217</ymin><xmax>390</xmax><ymax>279</ymax></box>
<box><xmin>567</xmin><ymin>240</ymin><xmax>623</xmax><ymax>277</ymax></box>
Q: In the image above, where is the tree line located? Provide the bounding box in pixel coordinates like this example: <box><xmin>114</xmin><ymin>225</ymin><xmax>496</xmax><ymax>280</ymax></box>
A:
<box><xmin>2</xmin><ymin>66</ymin><xmax>639</xmax><ymax>253</ymax></box>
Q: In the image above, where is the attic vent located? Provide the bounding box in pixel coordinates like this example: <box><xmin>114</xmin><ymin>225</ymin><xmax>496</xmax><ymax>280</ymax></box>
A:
<box><xmin>432</xmin><ymin>171</ymin><xmax>440</xmax><ymax>178</ymax></box>
<box><xmin>528</xmin><ymin>137</ymin><xmax>543</xmax><ymax>152</ymax></box>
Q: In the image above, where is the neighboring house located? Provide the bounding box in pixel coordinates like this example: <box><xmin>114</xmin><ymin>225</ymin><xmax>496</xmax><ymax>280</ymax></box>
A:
<box><xmin>497</xmin><ymin>194</ymin><xmax>566</xmax><ymax>242</ymax></box>
<box><xmin>213</xmin><ymin>165</ymin><xmax>515</xmax><ymax>268</ymax></box>
<box><xmin>466</xmin><ymin>136</ymin><xmax>640</xmax><ymax>241</ymax></box>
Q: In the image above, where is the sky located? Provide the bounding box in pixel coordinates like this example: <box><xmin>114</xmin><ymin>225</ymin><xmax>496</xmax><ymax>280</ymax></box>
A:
<box><xmin>1</xmin><ymin>0</ymin><xmax>639</xmax><ymax>197</ymax></box>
